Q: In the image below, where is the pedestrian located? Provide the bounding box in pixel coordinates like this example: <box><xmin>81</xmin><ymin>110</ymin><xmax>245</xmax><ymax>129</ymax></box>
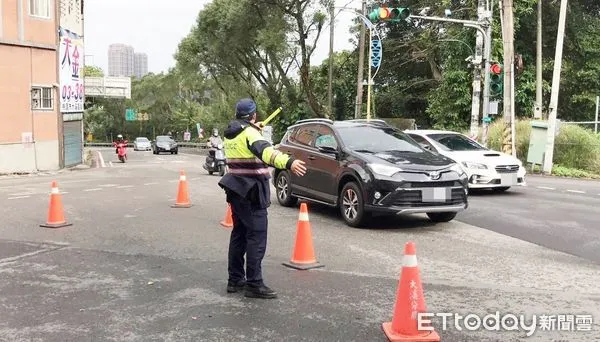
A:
<box><xmin>218</xmin><ymin>98</ymin><xmax>307</xmax><ymax>299</ymax></box>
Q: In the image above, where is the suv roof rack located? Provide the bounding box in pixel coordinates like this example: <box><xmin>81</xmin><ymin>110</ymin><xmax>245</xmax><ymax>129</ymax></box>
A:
<box><xmin>345</xmin><ymin>119</ymin><xmax>391</xmax><ymax>127</ymax></box>
<box><xmin>294</xmin><ymin>118</ymin><xmax>334</xmax><ymax>125</ymax></box>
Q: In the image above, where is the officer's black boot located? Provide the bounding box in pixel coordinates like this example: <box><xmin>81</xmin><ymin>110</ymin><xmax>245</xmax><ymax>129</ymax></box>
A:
<box><xmin>244</xmin><ymin>283</ymin><xmax>277</xmax><ymax>299</ymax></box>
<box><xmin>227</xmin><ymin>280</ymin><xmax>246</xmax><ymax>293</ymax></box>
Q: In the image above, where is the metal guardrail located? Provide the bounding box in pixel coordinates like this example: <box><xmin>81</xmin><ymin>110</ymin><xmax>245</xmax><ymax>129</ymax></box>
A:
<box><xmin>84</xmin><ymin>142</ymin><xmax>209</xmax><ymax>149</ymax></box>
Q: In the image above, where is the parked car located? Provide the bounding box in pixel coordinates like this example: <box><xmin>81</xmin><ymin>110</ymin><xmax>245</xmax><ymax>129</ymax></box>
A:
<box><xmin>404</xmin><ymin>129</ymin><xmax>526</xmax><ymax>192</ymax></box>
<box><xmin>152</xmin><ymin>135</ymin><xmax>178</xmax><ymax>154</ymax></box>
<box><xmin>272</xmin><ymin>119</ymin><xmax>469</xmax><ymax>227</ymax></box>
<box><xmin>133</xmin><ymin>137</ymin><xmax>152</xmax><ymax>151</ymax></box>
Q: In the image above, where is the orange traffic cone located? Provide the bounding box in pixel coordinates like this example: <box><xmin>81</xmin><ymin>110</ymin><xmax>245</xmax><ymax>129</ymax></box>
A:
<box><xmin>40</xmin><ymin>181</ymin><xmax>72</xmax><ymax>228</ymax></box>
<box><xmin>282</xmin><ymin>202</ymin><xmax>323</xmax><ymax>270</ymax></box>
<box><xmin>171</xmin><ymin>170</ymin><xmax>192</xmax><ymax>208</ymax></box>
<box><xmin>220</xmin><ymin>204</ymin><xmax>233</xmax><ymax>228</ymax></box>
<box><xmin>382</xmin><ymin>241</ymin><xmax>440</xmax><ymax>341</ymax></box>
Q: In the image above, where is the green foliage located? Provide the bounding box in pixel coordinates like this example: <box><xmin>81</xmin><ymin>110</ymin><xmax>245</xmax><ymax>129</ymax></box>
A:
<box><xmin>83</xmin><ymin>65</ymin><xmax>104</xmax><ymax>77</ymax></box>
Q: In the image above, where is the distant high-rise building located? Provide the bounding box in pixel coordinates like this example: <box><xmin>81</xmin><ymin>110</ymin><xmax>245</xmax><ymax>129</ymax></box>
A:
<box><xmin>134</xmin><ymin>53</ymin><xmax>149</xmax><ymax>78</ymax></box>
<box><xmin>108</xmin><ymin>43</ymin><xmax>134</xmax><ymax>77</ymax></box>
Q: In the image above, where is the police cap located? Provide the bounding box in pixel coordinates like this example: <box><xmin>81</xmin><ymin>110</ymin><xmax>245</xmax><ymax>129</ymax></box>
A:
<box><xmin>235</xmin><ymin>98</ymin><xmax>257</xmax><ymax>120</ymax></box>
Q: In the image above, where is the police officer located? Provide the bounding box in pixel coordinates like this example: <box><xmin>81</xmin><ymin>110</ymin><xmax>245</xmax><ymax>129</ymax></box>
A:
<box><xmin>218</xmin><ymin>98</ymin><xmax>306</xmax><ymax>299</ymax></box>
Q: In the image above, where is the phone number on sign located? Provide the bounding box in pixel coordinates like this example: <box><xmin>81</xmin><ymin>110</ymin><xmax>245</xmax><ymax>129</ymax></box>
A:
<box><xmin>61</xmin><ymin>83</ymin><xmax>84</xmax><ymax>100</ymax></box>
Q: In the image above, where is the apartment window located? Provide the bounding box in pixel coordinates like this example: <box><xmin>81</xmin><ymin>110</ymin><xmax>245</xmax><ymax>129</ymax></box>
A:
<box><xmin>31</xmin><ymin>87</ymin><xmax>53</xmax><ymax>110</ymax></box>
<box><xmin>29</xmin><ymin>0</ymin><xmax>50</xmax><ymax>18</ymax></box>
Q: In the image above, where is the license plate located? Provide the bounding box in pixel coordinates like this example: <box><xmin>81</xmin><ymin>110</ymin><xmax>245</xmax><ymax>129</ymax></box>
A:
<box><xmin>500</xmin><ymin>173</ymin><xmax>517</xmax><ymax>185</ymax></box>
<box><xmin>422</xmin><ymin>188</ymin><xmax>448</xmax><ymax>202</ymax></box>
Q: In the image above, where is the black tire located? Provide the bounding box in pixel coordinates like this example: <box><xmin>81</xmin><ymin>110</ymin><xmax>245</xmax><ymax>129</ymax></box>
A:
<box><xmin>174</xmin><ymin>149</ymin><xmax>178</xmax><ymax>155</ymax></box>
<box><xmin>275</xmin><ymin>171</ymin><xmax>297</xmax><ymax>207</ymax></box>
<box><xmin>208</xmin><ymin>171</ymin><xmax>214</xmax><ymax>175</ymax></box>
<box><xmin>218</xmin><ymin>165</ymin><xmax>225</xmax><ymax>177</ymax></box>
<box><xmin>339</xmin><ymin>182</ymin><xmax>366</xmax><ymax>227</ymax></box>
<box><xmin>426</xmin><ymin>212</ymin><xmax>457</xmax><ymax>223</ymax></box>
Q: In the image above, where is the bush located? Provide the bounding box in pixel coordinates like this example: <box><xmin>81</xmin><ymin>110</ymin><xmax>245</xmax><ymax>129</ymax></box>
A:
<box><xmin>484</xmin><ymin>118</ymin><xmax>531</xmax><ymax>162</ymax></box>
<box><xmin>553</xmin><ymin>124</ymin><xmax>600</xmax><ymax>172</ymax></box>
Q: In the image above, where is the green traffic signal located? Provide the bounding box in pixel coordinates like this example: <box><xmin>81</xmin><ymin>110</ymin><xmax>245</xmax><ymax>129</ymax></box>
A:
<box><xmin>368</xmin><ymin>7</ymin><xmax>410</xmax><ymax>23</ymax></box>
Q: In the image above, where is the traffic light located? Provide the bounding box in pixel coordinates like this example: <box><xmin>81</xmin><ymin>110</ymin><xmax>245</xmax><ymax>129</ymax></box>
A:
<box><xmin>368</xmin><ymin>6</ymin><xmax>410</xmax><ymax>23</ymax></box>
<box><xmin>489</xmin><ymin>63</ymin><xmax>503</xmax><ymax>97</ymax></box>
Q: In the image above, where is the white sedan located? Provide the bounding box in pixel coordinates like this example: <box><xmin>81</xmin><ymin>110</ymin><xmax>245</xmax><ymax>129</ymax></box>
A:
<box><xmin>133</xmin><ymin>137</ymin><xmax>152</xmax><ymax>151</ymax></box>
<box><xmin>404</xmin><ymin>129</ymin><xmax>526</xmax><ymax>192</ymax></box>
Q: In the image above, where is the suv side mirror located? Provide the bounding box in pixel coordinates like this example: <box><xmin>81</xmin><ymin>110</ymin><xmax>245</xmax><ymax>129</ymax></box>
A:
<box><xmin>317</xmin><ymin>145</ymin><xmax>338</xmax><ymax>156</ymax></box>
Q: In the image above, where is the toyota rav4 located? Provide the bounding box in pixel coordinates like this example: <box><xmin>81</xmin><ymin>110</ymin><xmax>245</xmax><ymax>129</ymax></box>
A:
<box><xmin>272</xmin><ymin>119</ymin><xmax>469</xmax><ymax>227</ymax></box>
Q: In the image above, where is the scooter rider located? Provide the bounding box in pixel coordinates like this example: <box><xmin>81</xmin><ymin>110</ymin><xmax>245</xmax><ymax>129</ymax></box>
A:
<box><xmin>115</xmin><ymin>134</ymin><xmax>124</xmax><ymax>154</ymax></box>
<box><xmin>206</xmin><ymin>128</ymin><xmax>223</xmax><ymax>164</ymax></box>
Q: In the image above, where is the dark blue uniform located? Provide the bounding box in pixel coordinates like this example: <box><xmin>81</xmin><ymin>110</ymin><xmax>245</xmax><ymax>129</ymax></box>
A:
<box><xmin>218</xmin><ymin>99</ymin><xmax>296</xmax><ymax>299</ymax></box>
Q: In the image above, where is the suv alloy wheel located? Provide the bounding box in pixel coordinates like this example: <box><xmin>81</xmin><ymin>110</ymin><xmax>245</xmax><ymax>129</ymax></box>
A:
<box><xmin>275</xmin><ymin>171</ymin><xmax>297</xmax><ymax>207</ymax></box>
<box><xmin>340</xmin><ymin>182</ymin><xmax>366</xmax><ymax>227</ymax></box>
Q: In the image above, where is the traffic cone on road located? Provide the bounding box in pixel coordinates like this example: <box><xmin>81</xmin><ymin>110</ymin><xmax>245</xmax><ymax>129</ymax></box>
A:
<box><xmin>171</xmin><ymin>170</ymin><xmax>192</xmax><ymax>208</ymax></box>
<box><xmin>220</xmin><ymin>204</ymin><xmax>233</xmax><ymax>228</ymax></box>
<box><xmin>282</xmin><ymin>202</ymin><xmax>323</xmax><ymax>270</ymax></box>
<box><xmin>40</xmin><ymin>181</ymin><xmax>72</xmax><ymax>228</ymax></box>
<box><xmin>382</xmin><ymin>241</ymin><xmax>440</xmax><ymax>341</ymax></box>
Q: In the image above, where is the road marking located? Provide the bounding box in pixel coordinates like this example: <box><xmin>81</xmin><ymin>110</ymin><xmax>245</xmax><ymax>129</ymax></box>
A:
<box><xmin>98</xmin><ymin>151</ymin><xmax>106</xmax><ymax>168</ymax></box>
<box><xmin>99</xmin><ymin>184</ymin><xmax>119</xmax><ymax>187</ymax></box>
<box><xmin>537</xmin><ymin>186</ymin><xmax>555</xmax><ymax>190</ymax></box>
<box><xmin>7</xmin><ymin>196</ymin><xmax>30</xmax><ymax>200</ymax></box>
<box><xmin>8</xmin><ymin>192</ymin><xmax>34</xmax><ymax>196</ymax></box>
<box><xmin>109</xmin><ymin>162</ymin><xmax>114</xmax><ymax>167</ymax></box>
<box><xmin>191</xmin><ymin>177</ymin><xmax>202</xmax><ymax>181</ymax></box>
<box><xmin>116</xmin><ymin>185</ymin><xmax>134</xmax><ymax>189</ymax></box>
<box><xmin>84</xmin><ymin>188</ymin><xmax>102</xmax><ymax>192</ymax></box>
<box><xmin>567</xmin><ymin>189</ymin><xmax>585</xmax><ymax>194</ymax></box>
<box><xmin>144</xmin><ymin>182</ymin><xmax>159</xmax><ymax>186</ymax></box>
<box><xmin>168</xmin><ymin>179</ymin><xmax>179</xmax><ymax>183</ymax></box>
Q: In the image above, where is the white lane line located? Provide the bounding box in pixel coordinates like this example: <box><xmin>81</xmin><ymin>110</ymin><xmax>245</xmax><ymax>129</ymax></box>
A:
<box><xmin>8</xmin><ymin>192</ymin><xmax>35</xmax><ymax>196</ymax></box>
<box><xmin>537</xmin><ymin>186</ymin><xmax>555</xmax><ymax>190</ymax></box>
<box><xmin>116</xmin><ymin>185</ymin><xmax>134</xmax><ymax>189</ymax></box>
<box><xmin>84</xmin><ymin>188</ymin><xmax>102</xmax><ymax>192</ymax></box>
<box><xmin>99</xmin><ymin>184</ymin><xmax>119</xmax><ymax>187</ymax></box>
<box><xmin>144</xmin><ymin>182</ymin><xmax>159</xmax><ymax>186</ymax></box>
<box><xmin>191</xmin><ymin>177</ymin><xmax>202</xmax><ymax>181</ymax></box>
<box><xmin>567</xmin><ymin>189</ymin><xmax>585</xmax><ymax>194</ymax></box>
<box><xmin>168</xmin><ymin>180</ymin><xmax>179</xmax><ymax>183</ymax></box>
<box><xmin>7</xmin><ymin>196</ymin><xmax>30</xmax><ymax>200</ymax></box>
<box><xmin>98</xmin><ymin>151</ymin><xmax>106</xmax><ymax>168</ymax></box>
<box><xmin>109</xmin><ymin>162</ymin><xmax>114</xmax><ymax>167</ymax></box>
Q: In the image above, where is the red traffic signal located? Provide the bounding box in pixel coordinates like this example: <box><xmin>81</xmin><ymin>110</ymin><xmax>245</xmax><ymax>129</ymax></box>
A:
<box><xmin>490</xmin><ymin>63</ymin><xmax>502</xmax><ymax>74</ymax></box>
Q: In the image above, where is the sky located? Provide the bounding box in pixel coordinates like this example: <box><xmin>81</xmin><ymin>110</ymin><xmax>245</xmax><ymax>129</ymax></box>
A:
<box><xmin>83</xmin><ymin>0</ymin><xmax>363</xmax><ymax>74</ymax></box>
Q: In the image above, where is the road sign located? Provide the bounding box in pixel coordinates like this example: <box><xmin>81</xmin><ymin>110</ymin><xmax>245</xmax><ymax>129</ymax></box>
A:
<box><xmin>138</xmin><ymin>112</ymin><xmax>150</xmax><ymax>121</ymax></box>
<box><xmin>125</xmin><ymin>108</ymin><xmax>136</xmax><ymax>121</ymax></box>
<box><xmin>483</xmin><ymin>117</ymin><xmax>492</xmax><ymax>123</ymax></box>
<box><xmin>183</xmin><ymin>132</ymin><xmax>191</xmax><ymax>141</ymax></box>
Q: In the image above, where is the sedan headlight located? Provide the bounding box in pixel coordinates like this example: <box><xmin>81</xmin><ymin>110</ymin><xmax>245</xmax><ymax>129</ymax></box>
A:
<box><xmin>462</xmin><ymin>161</ymin><xmax>487</xmax><ymax>169</ymax></box>
<box><xmin>367</xmin><ymin>163</ymin><xmax>403</xmax><ymax>177</ymax></box>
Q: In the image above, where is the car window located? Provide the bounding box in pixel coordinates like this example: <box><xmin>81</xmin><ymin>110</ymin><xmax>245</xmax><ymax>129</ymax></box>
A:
<box><xmin>336</xmin><ymin>126</ymin><xmax>424</xmax><ymax>153</ymax></box>
<box><xmin>314</xmin><ymin>125</ymin><xmax>338</xmax><ymax>150</ymax></box>
<box><xmin>136</xmin><ymin>137</ymin><xmax>149</xmax><ymax>142</ymax></box>
<box><xmin>408</xmin><ymin>134</ymin><xmax>435</xmax><ymax>150</ymax></box>
<box><xmin>289</xmin><ymin>125</ymin><xmax>317</xmax><ymax>148</ymax></box>
<box><xmin>428</xmin><ymin>133</ymin><xmax>486</xmax><ymax>151</ymax></box>
<box><xmin>156</xmin><ymin>136</ymin><xmax>174</xmax><ymax>142</ymax></box>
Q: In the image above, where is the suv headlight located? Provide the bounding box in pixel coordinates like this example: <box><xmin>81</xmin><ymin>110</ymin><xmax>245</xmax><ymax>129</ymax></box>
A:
<box><xmin>451</xmin><ymin>163</ymin><xmax>467</xmax><ymax>177</ymax></box>
<box><xmin>462</xmin><ymin>161</ymin><xmax>487</xmax><ymax>169</ymax></box>
<box><xmin>368</xmin><ymin>163</ymin><xmax>403</xmax><ymax>177</ymax></box>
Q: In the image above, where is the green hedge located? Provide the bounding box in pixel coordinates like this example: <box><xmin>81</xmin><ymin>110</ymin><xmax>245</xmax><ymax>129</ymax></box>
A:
<box><xmin>483</xmin><ymin>119</ymin><xmax>600</xmax><ymax>174</ymax></box>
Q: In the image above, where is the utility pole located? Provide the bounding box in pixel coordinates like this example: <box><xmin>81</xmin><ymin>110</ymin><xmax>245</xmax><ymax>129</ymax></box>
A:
<box><xmin>500</xmin><ymin>0</ymin><xmax>515</xmax><ymax>155</ymax></box>
<box><xmin>355</xmin><ymin>0</ymin><xmax>367</xmax><ymax>119</ymax></box>
<box><xmin>543</xmin><ymin>0</ymin><xmax>568</xmax><ymax>173</ymax></box>
<box><xmin>534</xmin><ymin>0</ymin><xmax>543</xmax><ymax>119</ymax></box>
<box><xmin>481</xmin><ymin>2</ymin><xmax>493</xmax><ymax>146</ymax></box>
<box><xmin>327</xmin><ymin>2</ymin><xmax>335</xmax><ymax>118</ymax></box>
<box><xmin>469</xmin><ymin>0</ymin><xmax>486</xmax><ymax>138</ymax></box>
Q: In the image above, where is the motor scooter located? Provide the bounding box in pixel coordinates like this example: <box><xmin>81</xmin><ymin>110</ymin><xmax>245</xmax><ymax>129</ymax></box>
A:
<box><xmin>113</xmin><ymin>140</ymin><xmax>128</xmax><ymax>163</ymax></box>
<box><xmin>203</xmin><ymin>143</ymin><xmax>227</xmax><ymax>176</ymax></box>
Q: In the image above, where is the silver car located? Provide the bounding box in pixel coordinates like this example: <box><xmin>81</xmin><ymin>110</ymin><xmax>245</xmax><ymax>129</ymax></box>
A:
<box><xmin>133</xmin><ymin>137</ymin><xmax>151</xmax><ymax>151</ymax></box>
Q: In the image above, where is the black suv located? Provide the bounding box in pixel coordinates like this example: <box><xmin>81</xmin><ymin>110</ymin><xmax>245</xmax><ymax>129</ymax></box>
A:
<box><xmin>272</xmin><ymin>119</ymin><xmax>469</xmax><ymax>227</ymax></box>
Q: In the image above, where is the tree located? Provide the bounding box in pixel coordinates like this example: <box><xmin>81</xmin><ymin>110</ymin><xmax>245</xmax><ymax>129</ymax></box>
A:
<box><xmin>83</xmin><ymin>65</ymin><xmax>104</xmax><ymax>77</ymax></box>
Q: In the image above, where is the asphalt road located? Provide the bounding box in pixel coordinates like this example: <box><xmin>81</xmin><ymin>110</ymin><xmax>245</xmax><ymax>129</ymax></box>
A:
<box><xmin>0</xmin><ymin>149</ymin><xmax>599</xmax><ymax>341</ymax></box>
<box><xmin>459</xmin><ymin>176</ymin><xmax>600</xmax><ymax>265</ymax></box>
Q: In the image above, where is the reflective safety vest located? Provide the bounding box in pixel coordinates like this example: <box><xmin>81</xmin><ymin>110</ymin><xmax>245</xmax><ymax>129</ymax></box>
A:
<box><xmin>222</xmin><ymin>121</ymin><xmax>293</xmax><ymax>180</ymax></box>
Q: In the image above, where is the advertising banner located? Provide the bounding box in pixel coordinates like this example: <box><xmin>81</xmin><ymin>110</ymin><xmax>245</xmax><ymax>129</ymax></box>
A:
<box><xmin>59</xmin><ymin>28</ymin><xmax>84</xmax><ymax>113</ymax></box>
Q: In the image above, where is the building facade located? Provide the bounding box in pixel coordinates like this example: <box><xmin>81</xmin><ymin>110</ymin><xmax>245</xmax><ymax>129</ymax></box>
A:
<box><xmin>134</xmin><ymin>52</ymin><xmax>148</xmax><ymax>78</ymax></box>
<box><xmin>0</xmin><ymin>0</ymin><xmax>84</xmax><ymax>173</ymax></box>
<box><xmin>108</xmin><ymin>43</ymin><xmax>134</xmax><ymax>77</ymax></box>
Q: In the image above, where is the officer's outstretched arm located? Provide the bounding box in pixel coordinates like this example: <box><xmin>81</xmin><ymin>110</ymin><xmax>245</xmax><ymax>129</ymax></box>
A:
<box><xmin>246</xmin><ymin>128</ymin><xmax>295</xmax><ymax>170</ymax></box>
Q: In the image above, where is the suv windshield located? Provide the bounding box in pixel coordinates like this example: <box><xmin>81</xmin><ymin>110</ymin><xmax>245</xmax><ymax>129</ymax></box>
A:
<box><xmin>336</xmin><ymin>126</ymin><xmax>424</xmax><ymax>153</ymax></box>
<box><xmin>428</xmin><ymin>133</ymin><xmax>486</xmax><ymax>151</ymax></box>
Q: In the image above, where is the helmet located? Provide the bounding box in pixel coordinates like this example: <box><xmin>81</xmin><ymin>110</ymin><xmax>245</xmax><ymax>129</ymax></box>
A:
<box><xmin>117</xmin><ymin>134</ymin><xmax>123</xmax><ymax>139</ymax></box>
<box><xmin>213</xmin><ymin>128</ymin><xmax>219</xmax><ymax>136</ymax></box>
<box><xmin>235</xmin><ymin>98</ymin><xmax>257</xmax><ymax>120</ymax></box>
